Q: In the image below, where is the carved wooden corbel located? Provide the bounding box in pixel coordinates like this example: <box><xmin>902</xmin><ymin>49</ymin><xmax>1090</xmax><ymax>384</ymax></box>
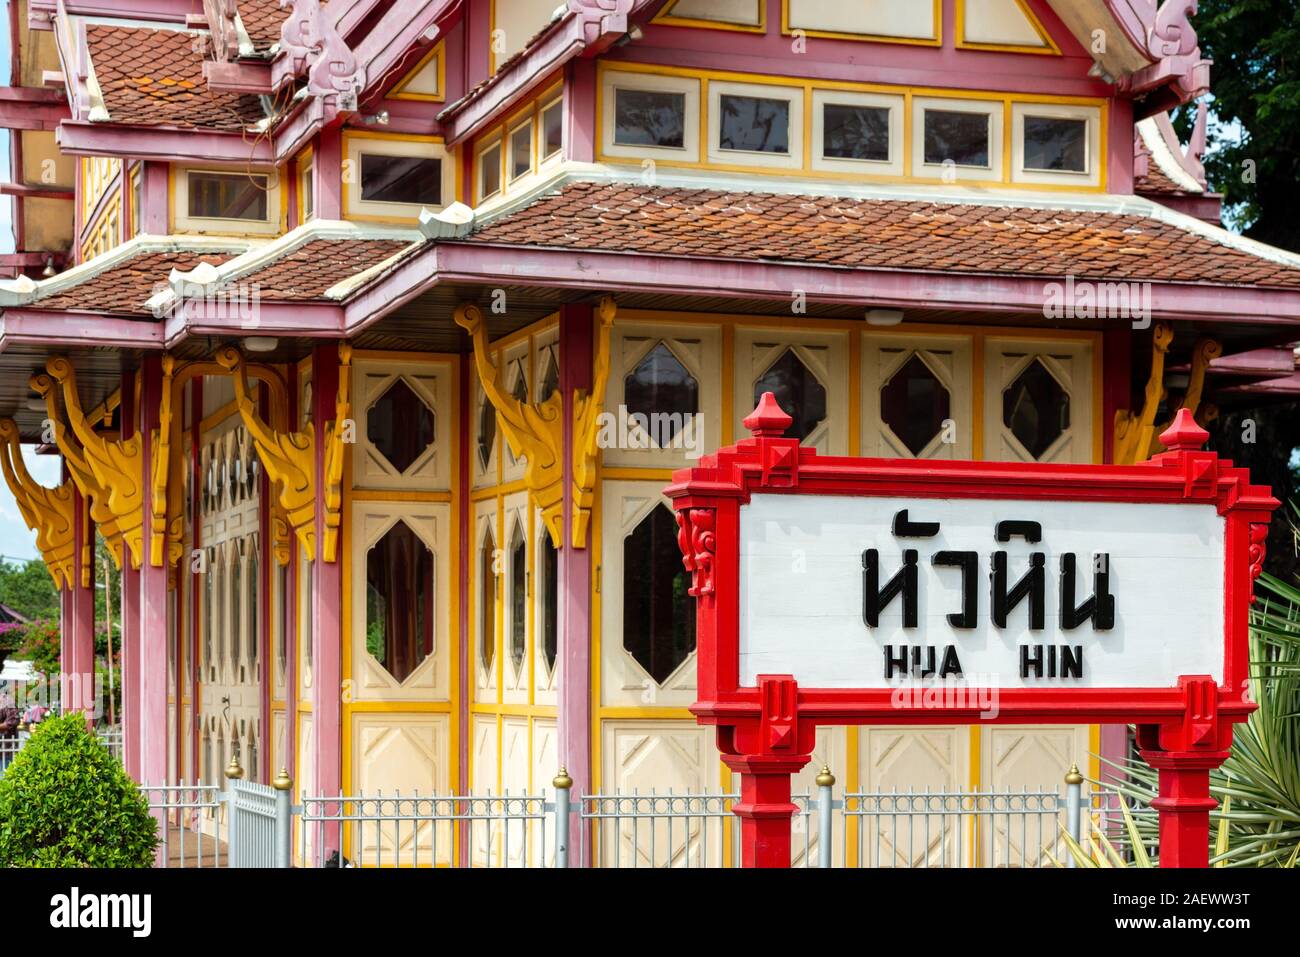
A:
<box><xmin>148</xmin><ymin>355</ymin><xmax>181</xmax><ymax>568</ymax></box>
<box><xmin>40</xmin><ymin>357</ymin><xmax>145</xmax><ymax>567</ymax></box>
<box><xmin>1113</xmin><ymin>322</ymin><xmax>1174</xmax><ymax>465</ymax></box>
<box><xmin>0</xmin><ymin>418</ymin><xmax>76</xmax><ymax>589</ymax></box>
<box><xmin>216</xmin><ymin>345</ymin><xmax>320</xmax><ymax>561</ymax></box>
<box><xmin>571</xmin><ymin>296</ymin><xmax>616</xmax><ymax>548</ymax></box>
<box><xmin>1147</xmin><ymin>336</ymin><xmax>1222</xmax><ymax>459</ymax></box>
<box><xmin>322</xmin><ymin>344</ymin><xmax>352</xmax><ymax>563</ymax></box>
<box><xmin>455</xmin><ymin>303</ymin><xmax>566</xmax><ymax>547</ymax></box>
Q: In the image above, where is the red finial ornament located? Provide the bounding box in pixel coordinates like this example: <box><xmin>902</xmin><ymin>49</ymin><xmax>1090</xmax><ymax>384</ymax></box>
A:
<box><xmin>744</xmin><ymin>392</ymin><xmax>793</xmax><ymax>438</ymax></box>
<box><xmin>1159</xmin><ymin>407</ymin><xmax>1210</xmax><ymax>453</ymax></box>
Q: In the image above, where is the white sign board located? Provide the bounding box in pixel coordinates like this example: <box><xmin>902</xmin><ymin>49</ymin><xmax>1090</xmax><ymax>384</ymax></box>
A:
<box><xmin>738</xmin><ymin>493</ymin><xmax>1225</xmax><ymax>689</ymax></box>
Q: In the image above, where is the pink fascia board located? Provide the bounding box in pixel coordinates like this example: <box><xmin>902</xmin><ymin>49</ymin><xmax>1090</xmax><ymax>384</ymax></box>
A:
<box><xmin>0</xmin><ymin>309</ymin><xmax>162</xmax><ymax>351</ymax></box>
<box><xmin>56</xmin><ymin>121</ymin><xmax>273</xmax><ymax>164</ymax></box>
<box><xmin>352</xmin><ymin>0</ymin><xmax>460</xmax><ymax>102</ymax></box>
<box><xmin>162</xmin><ymin>300</ymin><xmax>346</xmax><ymax>347</ymax></box>
<box><xmin>0</xmin><ymin>86</ymin><xmax>71</xmax><ymax>131</ymax></box>
<box><xmin>1207</xmin><ymin>347</ymin><xmax>1297</xmax><ymax>378</ymax></box>
<box><xmin>28</xmin><ymin>0</ymin><xmax>199</xmax><ymax>29</ymax></box>
<box><xmin>203</xmin><ymin>58</ymin><xmax>272</xmax><ymax>95</ymax></box>
<box><xmin>1217</xmin><ymin>372</ymin><xmax>1300</xmax><ymax>396</ymax></box>
<box><xmin>341</xmin><ymin>242</ymin><xmax>1300</xmax><ymax>333</ymax></box>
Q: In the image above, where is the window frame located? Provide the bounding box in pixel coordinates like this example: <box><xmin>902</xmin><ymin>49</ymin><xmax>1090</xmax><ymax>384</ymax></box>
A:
<box><xmin>811</xmin><ymin>88</ymin><xmax>904</xmax><ymax>176</ymax></box>
<box><xmin>539</xmin><ymin>94</ymin><xmax>564</xmax><ymax>164</ymax></box>
<box><xmin>508</xmin><ymin>116</ymin><xmax>535</xmax><ymax>184</ymax></box>
<box><xmin>601</xmin><ymin>69</ymin><xmax>701</xmax><ymax>163</ymax></box>
<box><xmin>707</xmin><ymin>79</ymin><xmax>804</xmax><ymax>170</ymax></box>
<box><xmin>176</xmin><ymin>167</ymin><xmax>280</xmax><ymax>235</ymax></box>
<box><xmin>344</xmin><ymin>132</ymin><xmax>454</xmax><ymax>221</ymax></box>
<box><xmin>912</xmin><ymin>96</ymin><xmax>1003</xmax><ymax>183</ymax></box>
<box><xmin>1011</xmin><ymin>102</ymin><xmax>1101</xmax><ymax>187</ymax></box>
<box><xmin>476</xmin><ymin>134</ymin><xmax>504</xmax><ymax>203</ymax></box>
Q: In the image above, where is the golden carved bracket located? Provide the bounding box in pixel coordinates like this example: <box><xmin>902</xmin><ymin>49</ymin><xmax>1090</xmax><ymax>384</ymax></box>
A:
<box><xmin>217</xmin><ymin>345</ymin><xmax>322</xmax><ymax>561</ymax></box>
<box><xmin>33</xmin><ymin>358</ymin><xmax>143</xmax><ymax>568</ymax></box>
<box><xmin>571</xmin><ymin>297</ymin><xmax>615</xmax><ymax>549</ymax></box>
<box><xmin>455</xmin><ymin>303</ymin><xmax>565</xmax><ymax>546</ymax></box>
<box><xmin>0</xmin><ymin>418</ymin><xmax>76</xmax><ymax>589</ymax></box>
<box><xmin>1112</xmin><ymin>322</ymin><xmax>1174</xmax><ymax>466</ymax></box>
<box><xmin>1145</xmin><ymin>336</ymin><xmax>1222</xmax><ymax>459</ymax></box>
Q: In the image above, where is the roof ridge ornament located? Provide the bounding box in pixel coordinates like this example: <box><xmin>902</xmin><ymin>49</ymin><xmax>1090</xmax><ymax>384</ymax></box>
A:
<box><xmin>279</xmin><ymin>0</ymin><xmax>364</xmax><ymax>108</ymax></box>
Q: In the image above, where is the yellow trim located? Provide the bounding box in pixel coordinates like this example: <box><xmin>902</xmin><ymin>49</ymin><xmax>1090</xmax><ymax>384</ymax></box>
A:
<box><xmin>594</xmin><ymin>60</ymin><xmax>1109</xmax><ymax>192</ymax></box>
<box><xmin>969</xmin><ymin>726</ymin><xmax>982</xmax><ymax>865</ymax></box>
<box><xmin>294</xmin><ymin>145</ymin><xmax>314</xmax><ymax>225</ymax></box>
<box><xmin>340</xmin><ymin>130</ymin><xmax>448</xmax><ymax>225</ymax></box>
<box><xmin>596</xmin><ymin>706</ymin><xmax>695</xmax><ymax>720</ymax></box>
<box><xmin>1089</xmin><ymin>724</ymin><xmax>1101</xmax><ymax>782</ymax></box>
<box><xmin>349</xmin><ymin>488</ymin><xmax>453</xmax><ymax>503</ymax></box>
<box><xmin>781</xmin><ymin>0</ymin><xmax>943</xmax><ymax>47</ymax></box>
<box><xmin>954</xmin><ymin>0</ymin><xmax>1062</xmax><ymax>56</ymax></box>
<box><xmin>652</xmin><ymin>0</ymin><xmax>767</xmax><ymax>33</ymax></box>
<box><xmin>388</xmin><ymin>39</ymin><xmax>446</xmax><ymax>102</ymax></box>
<box><xmin>598</xmin><ymin>466</ymin><xmax>675</xmax><ymax>482</ymax></box>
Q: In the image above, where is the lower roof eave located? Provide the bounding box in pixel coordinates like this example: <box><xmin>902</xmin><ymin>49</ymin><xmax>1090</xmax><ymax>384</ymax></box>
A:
<box><xmin>0</xmin><ymin>309</ymin><xmax>162</xmax><ymax>352</ymax></box>
<box><xmin>56</xmin><ymin>121</ymin><xmax>274</xmax><ymax>165</ymax></box>
<box><xmin>339</xmin><ymin>243</ymin><xmax>1300</xmax><ymax>337</ymax></box>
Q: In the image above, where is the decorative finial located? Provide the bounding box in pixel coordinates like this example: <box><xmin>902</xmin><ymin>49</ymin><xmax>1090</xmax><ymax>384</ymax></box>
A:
<box><xmin>225</xmin><ymin>754</ymin><xmax>245</xmax><ymax>780</ymax></box>
<box><xmin>1158</xmin><ymin>407</ymin><xmax>1209</xmax><ymax>453</ymax></box>
<box><xmin>1064</xmin><ymin>763</ymin><xmax>1083</xmax><ymax>785</ymax></box>
<box><xmin>743</xmin><ymin>391</ymin><xmax>793</xmax><ymax>438</ymax></box>
<box><xmin>553</xmin><ymin>767</ymin><xmax>573</xmax><ymax>790</ymax></box>
<box><xmin>273</xmin><ymin>767</ymin><xmax>292</xmax><ymax>791</ymax></box>
<box><xmin>815</xmin><ymin>766</ymin><xmax>835</xmax><ymax>788</ymax></box>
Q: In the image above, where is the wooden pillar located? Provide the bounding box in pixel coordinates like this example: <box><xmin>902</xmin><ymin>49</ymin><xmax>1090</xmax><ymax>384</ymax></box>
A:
<box><xmin>187</xmin><ymin>377</ymin><xmax>204</xmax><ymax>782</ymax></box>
<box><xmin>558</xmin><ymin>302</ymin><xmax>594</xmax><ymax>865</ymax></box>
<box><xmin>310</xmin><ymin>344</ymin><xmax>343</xmax><ymax>858</ymax></box>
<box><xmin>137</xmin><ymin>356</ymin><xmax>169</xmax><ymax>787</ymax></box>
<box><xmin>119</xmin><ymin>369</ymin><xmax>141</xmax><ymax>778</ymax></box>
<box><xmin>63</xmin><ymin>488</ymin><xmax>95</xmax><ymax>714</ymax></box>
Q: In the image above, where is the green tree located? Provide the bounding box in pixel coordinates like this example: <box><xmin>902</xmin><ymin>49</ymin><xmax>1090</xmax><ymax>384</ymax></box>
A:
<box><xmin>0</xmin><ymin>558</ymin><xmax>58</xmax><ymax>621</ymax></box>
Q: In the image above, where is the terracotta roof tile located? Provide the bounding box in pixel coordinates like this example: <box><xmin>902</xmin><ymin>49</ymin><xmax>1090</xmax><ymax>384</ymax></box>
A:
<box><xmin>1136</xmin><ymin>161</ymin><xmax>1193</xmax><ymax>196</ymax></box>
<box><xmin>238</xmin><ymin>0</ymin><xmax>290</xmax><ymax>50</ymax></box>
<box><xmin>32</xmin><ymin>250</ymin><xmax>236</xmax><ymax>314</ymax></box>
<box><xmin>467</xmin><ymin>182</ymin><xmax>1300</xmax><ymax>288</ymax></box>
<box><xmin>87</xmin><ymin>24</ymin><xmax>265</xmax><ymax>131</ymax></box>
<box><xmin>234</xmin><ymin>239</ymin><xmax>412</xmax><ymax>300</ymax></box>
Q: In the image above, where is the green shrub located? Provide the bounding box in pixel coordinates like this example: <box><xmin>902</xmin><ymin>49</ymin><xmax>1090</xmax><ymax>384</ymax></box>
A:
<box><xmin>0</xmin><ymin>712</ymin><xmax>158</xmax><ymax>867</ymax></box>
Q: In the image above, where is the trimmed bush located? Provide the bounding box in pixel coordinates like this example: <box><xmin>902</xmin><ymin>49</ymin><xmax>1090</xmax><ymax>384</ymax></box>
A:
<box><xmin>0</xmin><ymin>712</ymin><xmax>158</xmax><ymax>867</ymax></box>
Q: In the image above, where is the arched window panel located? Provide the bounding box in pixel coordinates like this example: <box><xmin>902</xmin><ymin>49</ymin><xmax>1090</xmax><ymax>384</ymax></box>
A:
<box><xmin>622</xmin><ymin>503</ymin><xmax>696</xmax><ymax>686</ymax></box>
<box><xmin>502</xmin><ymin>345</ymin><xmax>531</xmax><ymax>481</ymax></box>
<box><xmin>229</xmin><ymin>540</ymin><xmax>243</xmax><ymax>682</ymax></box>
<box><xmin>535</xmin><ymin>327</ymin><xmax>560</xmax><ymax>406</ymax></box>
<box><xmin>606</xmin><ymin>323</ymin><xmax>721</xmax><ymax>469</ymax></box>
<box><xmin>734</xmin><ymin>331</ymin><xmax>848</xmax><ymax>454</ymax></box>
<box><xmin>354</xmin><ymin>360</ymin><xmax>452</xmax><ymax>492</ymax></box>
<box><xmin>752</xmin><ymin>347</ymin><xmax>827</xmax><ymax>443</ymax></box>
<box><xmin>536</xmin><ymin>509</ymin><xmax>559</xmax><ymax>695</ymax></box>
<box><xmin>364</xmin><ymin>518</ymin><xmax>435</xmax><ymax>685</ymax></box>
<box><xmin>247</xmin><ymin>535</ymin><xmax>260</xmax><ymax>681</ymax></box>
<box><xmin>984</xmin><ymin>337</ymin><xmax>1094</xmax><ymax>465</ymax></box>
<box><xmin>478</xmin><ymin>523</ymin><xmax>498</xmax><ymax>680</ymax></box>
<box><xmin>502</xmin><ymin>498</ymin><xmax>530</xmax><ymax>703</ymax></box>
<box><xmin>863</xmin><ymin>334</ymin><xmax>973</xmax><ymax>460</ymax></box>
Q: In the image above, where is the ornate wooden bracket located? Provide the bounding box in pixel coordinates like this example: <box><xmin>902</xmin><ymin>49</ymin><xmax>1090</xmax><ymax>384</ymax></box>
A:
<box><xmin>216</xmin><ymin>345</ymin><xmax>323</xmax><ymax>561</ymax></box>
<box><xmin>1146</xmin><ymin>336</ymin><xmax>1222</xmax><ymax>460</ymax></box>
<box><xmin>0</xmin><ymin>418</ymin><xmax>76</xmax><ymax>588</ymax></box>
<box><xmin>571</xmin><ymin>297</ymin><xmax>615</xmax><ymax>549</ymax></box>
<box><xmin>148</xmin><ymin>355</ymin><xmax>181</xmax><ymax>569</ymax></box>
<box><xmin>1113</xmin><ymin>321</ymin><xmax>1174</xmax><ymax>465</ymax></box>
<box><xmin>322</xmin><ymin>344</ymin><xmax>352</xmax><ymax>563</ymax></box>
<box><xmin>455</xmin><ymin>303</ymin><xmax>565</xmax><ymax>547</ymax></box>
<box><xmin>36</xmin><ymin>357</ymin><xmax>144</xmax><ymax>568</ymax></box>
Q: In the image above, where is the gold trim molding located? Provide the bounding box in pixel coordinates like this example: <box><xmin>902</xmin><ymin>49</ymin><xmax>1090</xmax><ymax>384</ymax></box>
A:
<box><xmin>0</xmin><ymin>419</ymin><xmax>76</xmax><ymax>588</ymax></box>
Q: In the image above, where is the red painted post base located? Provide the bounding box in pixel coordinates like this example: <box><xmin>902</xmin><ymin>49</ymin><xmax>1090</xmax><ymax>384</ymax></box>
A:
<box><xmin>723</xmin><ymin>752</ymin><xmax>811</xmax><ymax>868</ymax></box>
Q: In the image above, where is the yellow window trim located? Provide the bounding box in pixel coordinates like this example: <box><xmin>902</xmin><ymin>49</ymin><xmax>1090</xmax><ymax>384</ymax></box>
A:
<box><xmin>780</xmin><ymin>0</ymin><xmax>943</xmax><ymax>47</ymax></box>
<box><xmin>340</xmin><ymin>129</ymin><xmax>451</xmax><ymax>224</ymax></box>
<box><xmin>388</xmin><ymin>39</ymin><xmax>446</xmax><ymax>102</ymax></box>
<box><xmin>954</xmin><ymin>0</ymin><xmax>1062</xmax><ymax>56</ymax></box>
<box><xmin>652</xmin><ymin>0</ymin><xmax>767</xmax><ymax>34</ymax></box>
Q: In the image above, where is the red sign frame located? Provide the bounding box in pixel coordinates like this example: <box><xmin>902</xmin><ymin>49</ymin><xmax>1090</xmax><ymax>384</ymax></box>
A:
<box><xmin>666</xmin><ymin>396</ymin><xmax>1277</xmax><ymax>868</ymax></box>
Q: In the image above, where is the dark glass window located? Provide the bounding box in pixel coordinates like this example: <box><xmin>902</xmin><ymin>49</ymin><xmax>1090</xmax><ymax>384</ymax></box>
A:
<box><xmin>510</xmin><ymin>123</ymin><xmax>532</xmax><ymax>180</ymax></box>
<box><xmin>719</xmin><ymin>94</ymin><xmax>789</xmax><ymax>154</ymax></box>
<box><xmin>1003</xmin><ymin>358</ymin><xmax>1070</xmax><ymax>458</ymax></box>
<box><xmin>880</xmin><ymin>354</ymin><xmax>951</xmax><ymax>456</ymax></box>
<box><xmin>624</xmin><ymin>343</ymin><xmax>698</xmax><ymax>444</ymax></box>
<box><xmin>230</xmin><ymin>545</ymin><xmax>242</xmax><ymax>667</ymax></box>
<box><xmin>542</xmin><ymin>101</ymin><xmax>563</xmax><ymax>160</ymax></box>
<box><xmin>614</xmin><ymin>89</ymin><xmax>686</xmax><ymax>148</ymax></box>
<box><xmin>360</xmin><ymin>154</ymin><xmax>442</xmax><ymax>206</ymax></box>
<box><xmin>368</xmin><ymin>378</ymin><xmax>435</xmax><ymax>474</ymax></box>
<box><xmin>188</xmin><ymin>171</ymin><xmax>268</xmax><ymax>220</ymax></box>
<box><xmin>510</xmin><ymin>360</ymin><xmax>529</xmax><ymax>403</ymax></box>
<box><xmin>1023</xmin><ymin>116</ymin><xmax>1087</xmax><ymax>172</ymax></box>
<box><xmin>540</xmin><ymin>347</ymin><xmax>560</xmax><ymax>403</ymax></box>
<box><xmin>365</xmin><ymin>521</ymin><xmax>434</xmax><ymax>684</ymax></box>
<box><xmin>479</xmin><ymin>530</ymin><xmax>496</xmax><ymax>672</ymax></box>
<box><xmin>753</xmin><ymin>349</ymin><xmax>826</xmax><ymax>442</ymax></box>
<box><xmin>248</xmin><ymin>541</ymin><xmax>259</xmax><ymax>676</ymax></box>
<box><xmin>924</xmin><ymin>110</ymin><xmax>990</xmax><ymax>167</ymax></box>
<box><xmin>623</xmin><ymin>506</ymin><xmax>696</xmax><ymax>685</ymax></box>
<box><xmin>540</xmin><ymin>533</ymin><xmax>558</xmax><ymax>676</ymax></box>
<box><xmin>477</xmin><ymin>395</ymin><xmax>496</xmax><ymax>472</ymax></box>
<box><xmin>822</xmin><ymin>103</ymin><xmax>890</xmax><ymax>161</ymax></box>
<box><xmin>509</xmin><ymin>526</ymin><xmax>526</xmax><ymax>673</ymax></box>
<box><xmin>479</xmin><ymin>142</ymin><xmax>502</xmax><ymax>198</ymax></box>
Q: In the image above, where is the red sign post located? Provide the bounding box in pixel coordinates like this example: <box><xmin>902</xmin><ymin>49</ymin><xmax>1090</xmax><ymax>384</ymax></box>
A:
<box><xmin>666</xmin><ymin>395</ymin><xmax>1276</xmax><ymax>868</ymax></box>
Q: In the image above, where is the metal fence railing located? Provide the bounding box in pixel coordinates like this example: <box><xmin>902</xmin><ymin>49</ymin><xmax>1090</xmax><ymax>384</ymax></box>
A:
<box><xmin>140</xmin><ymin>782</ymin><xmax>225</xmax><ymax>868</ymax></box>
<box><xmin>0</xmin><ymin>725</ymin><xmax>122</xmax><ymax>779</ymax></box>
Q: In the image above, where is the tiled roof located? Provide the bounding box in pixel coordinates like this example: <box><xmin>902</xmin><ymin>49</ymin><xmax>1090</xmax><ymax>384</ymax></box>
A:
<box><xmin>233</xmin><ymin>239</ymin><xmax>412</xmax><ymax>299</ymax></box>
<box><xmin>238</xmin><ymin>0</ymin><xmax>291</xmax><ymax>50</ymax></box>
<box><xmin>86</xmin><ymin>24</ymin><xmax>266</xmax><ymax>131</ymax></box>
<box><xmin>466</xmin><ymin>182</ymin><xmax>1300</xmax><ymax>288</ymax></box>
<box><xmin>1136</xmin><ymin>162</ymin><xmax>1192</xmax><ymax>196</ymax></box>
<box><xmin>31</xmin><ymin>250</ymin><xmax>236</xmax><ymax>314</ymax></box>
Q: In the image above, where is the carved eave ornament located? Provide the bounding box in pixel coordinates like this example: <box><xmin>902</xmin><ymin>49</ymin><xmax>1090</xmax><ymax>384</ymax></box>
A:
<box><xmin>32</xmin><ymin>357</ymin><xmax>143</xmax><ymax>568</ymax></box>
<box><xmin>457</xmin><ymin>296</ymin><xmax>615</xmax><ymax>550</ymax></box>
<box><xmin>0</xmin><ymin>419</ymin><xmax>76</xmax><ymax>589</ymax></box>
<box><xmin>278</xmin><ymin>0</ymin><xmax>365</xmax><ymax>105</ymax></box>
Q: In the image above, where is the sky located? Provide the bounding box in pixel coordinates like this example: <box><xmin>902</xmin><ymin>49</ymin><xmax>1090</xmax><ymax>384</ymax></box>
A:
<box><xmin>0</xmin><ymin>8</ymin><xmax>62</xmax><ymax>566</ymax></box>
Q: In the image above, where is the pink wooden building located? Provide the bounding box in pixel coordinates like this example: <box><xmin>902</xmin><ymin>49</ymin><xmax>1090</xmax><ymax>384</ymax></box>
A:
<box><xmin>1</xmin><ymin>0</ymin><xmax>1298</xmax><ymax>865</ymax></box>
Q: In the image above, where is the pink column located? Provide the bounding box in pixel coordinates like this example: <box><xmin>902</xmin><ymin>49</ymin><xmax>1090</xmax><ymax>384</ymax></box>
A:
<box><xmin>137</xmin><ymin>356</ymin><xmax>170</xmax><ymax>787</ymax></box>
<box><xmin>64</xmin><ymin>489</ymin><xmax>95</xmax><ymax>715</ymax></box>
<box><xmin>187</xmin><ymin>377</ymin><xmax>203</xmax><ymax>781</ymax></box>
<box><xmin>457</xmin><ymin>353</ymin><xmax>471</xmax><ymax>866</ymax></box>
<box><xmin>140</xmin><ymin>162</ymin><xmax>169</xmax><ymax>235</ymax></box>
<box><xmin>311</xmin><ymin>345</ymin><xmax>343</xmax><ymax>858</ymax></box>
<box><xmin>314</xmin><ymin>129</ymin><xmax>343</xmax><ymax>221</ymax></box>
<box><xmin>119</xmin><ymin>369</ymin><xmax>142</xmax><ymax>779</ymax></box>
<box><xmin>558</xmin><ymin>303</ymin><xmax>594</xmax><ymax>866</ymax></box>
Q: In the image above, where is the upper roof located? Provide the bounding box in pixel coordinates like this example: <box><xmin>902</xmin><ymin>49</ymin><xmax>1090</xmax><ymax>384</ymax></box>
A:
<box><xmin>85</xmin><ymin>24</ymin><xmax>266</xmax><ymax>131</ymax></box>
